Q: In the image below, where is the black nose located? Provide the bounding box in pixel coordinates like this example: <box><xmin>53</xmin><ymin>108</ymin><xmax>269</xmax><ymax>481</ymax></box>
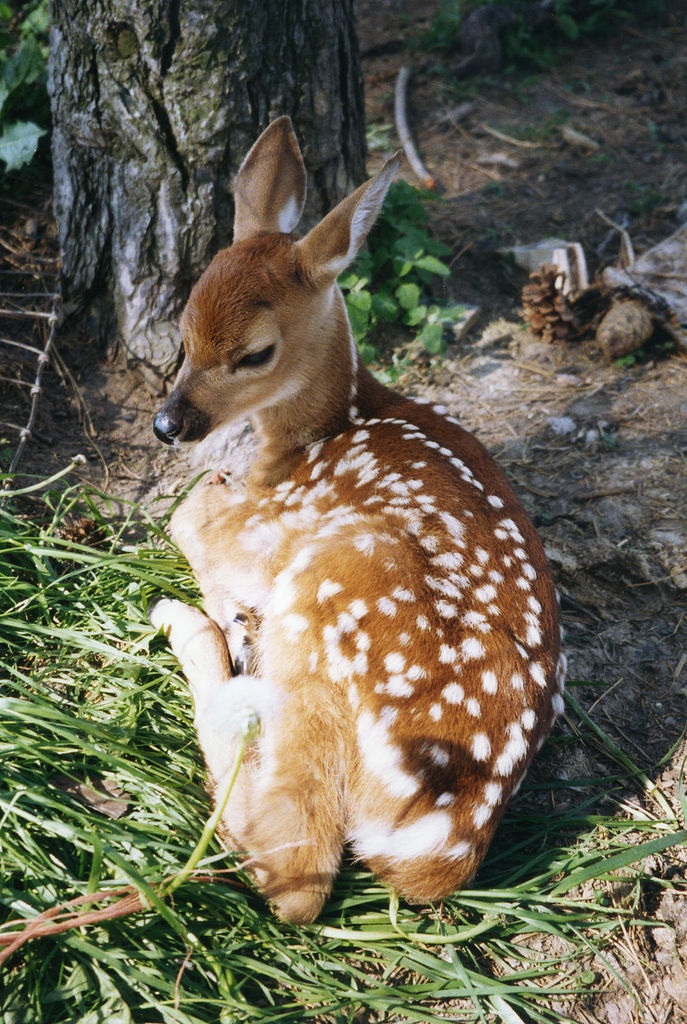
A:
<box><xmin>153</xmin><ymin>409</ymin><xmax>183</xmax><ymax>444</ymax></box>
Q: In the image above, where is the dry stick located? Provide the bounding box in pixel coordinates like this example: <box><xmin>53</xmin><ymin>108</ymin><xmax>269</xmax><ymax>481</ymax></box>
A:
<box><xmin>478</xmin><ymin>123</ymin><xmax>541</xmax><ymax>149</ymax></box>
<box><xmin>394</xmin><ymin>66</ymin><xmax>435</xmax><ymax>190</ymax></box>
<box><xmin>2</xmin><ymin>296</ymin><xmax>59</xmax><ymax>478</ymax></box>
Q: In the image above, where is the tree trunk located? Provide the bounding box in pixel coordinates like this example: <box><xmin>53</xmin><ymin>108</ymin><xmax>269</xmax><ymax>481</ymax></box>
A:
<box><xmin>48</xmin><ymin>0</ymin><xmax>366</xmax><ymax>391</ymax></box>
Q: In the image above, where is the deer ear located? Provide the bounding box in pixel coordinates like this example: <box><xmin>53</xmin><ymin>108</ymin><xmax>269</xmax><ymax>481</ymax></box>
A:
<box><xmin>296</xmin><ymin>154</ymin><xmax>400</xmax><ymax>284</ymax></box>
<box><xmin>233</xmin><ymin>116</ymin><xmax>307</xmax><ymax>241</ymax></box>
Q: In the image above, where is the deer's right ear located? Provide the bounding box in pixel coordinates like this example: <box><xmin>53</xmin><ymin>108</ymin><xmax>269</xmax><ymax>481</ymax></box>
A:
<box><xmin>233</xmin><ymin>116</ymin><xmax>307</xmax><ymax>241</ymax></box>
<box><xmin>296</xmin><ymin>154</ymin><xmax>400</xmax><ymax>285</ymax></box>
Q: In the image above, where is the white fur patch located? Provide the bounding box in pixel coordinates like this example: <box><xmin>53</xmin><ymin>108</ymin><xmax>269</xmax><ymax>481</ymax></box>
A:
<box><xmin>356</xmin><ymin>710</ymin><xmax>419</xmax><ymax>798</ymax></box>
<box><xmin>350</xmin><ymin>810</ymin><xmax>453</xmax><ymax>862</ymax></box>
<box><xmin>472</xmin><ymin>733</ymin><xmax>491</xmax><ymax>761</ymax></box>
<box><xmin>482</xmin><ymin>670</ymin><xmax>498</xmax><ymax>694</ymax></box>
<box><xmin>317</xmin><ymin>579</ymin><xmax>343</xmax><ymax>603</ymax></box>
<box><xmin>442</xmin><ymin>682</ymin><xmax>464</xmax><ymax>705</ymax></box>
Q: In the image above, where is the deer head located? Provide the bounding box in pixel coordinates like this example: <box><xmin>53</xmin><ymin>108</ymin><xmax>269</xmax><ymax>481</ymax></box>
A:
<box><xmin>153</xmin><ymin>117</ymin><xmax>399</xmax><ymax>448</ymax></box>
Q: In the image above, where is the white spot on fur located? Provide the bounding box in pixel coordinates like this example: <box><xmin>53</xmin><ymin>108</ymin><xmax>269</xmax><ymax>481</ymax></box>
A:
<box><xmin>552</xmin><ymin>693</ymin><xmax>565</xmax><ymax>716</ymax></box>
<box><xmin>272</xmin><ymin>574</ymin><xmax>297</xmax><ymax>615</ymax></box>
<box><xmin>377</xmin><ymin>597</ymin><xmax>397</xmax><ymax>617</ymax></box>
<box><xmin>351</xmin><ymin>810</ymin><xmax>453</xmax><ymax>861</ymax></box>
<box><xmin>417</xmin><ymin>614</ymin><xmax>430</xmax><ymax>630</ymax></box>
<box><xmin>442</xmin><ymin>682</ymin><xmax>464</xmax><ymax>704</ymax></box>
<box><xmin>354</xmin><ymin>533</ymin><xmax>376</xmax><ymax>555</ymax></box>
<box><xmin>356</xmin><ymin>710</ymin><xmax>419</xmax><ymax>798</ymax></box>
<box><xmin>436</xmin><ymin>791</ymin><xmax>454</xmax><ymax>807</ymax></box>
<box><xmin>474</xmin><ymin>584</ymin><xmax>497</xmax><ymax>603</ymax></box>
<box><xmin>385</xmin><ymin>675</ymin><xmax>414</xmax><ymax>697</ymax></box>
<box><xmin>349</xmin><ymin>599</ymin><xmax>368</xmax><ymax>620</ymax></box>
<box><xmin>466</xmin><ymin>698</ymin><xmax>481</xmax><ymax>717</ymax></box>
<box><xmin>473</xmin><ymin>804</ymin><xmax>492</xmax><ymax>828</ymax></box>
<box><xmin>428</xmin><ymin>744</ymin><xmax>449</xmax><ymax>767</ymax></box>
<box><xmin>282</xmin><ymin>613</ymin><xmax>308</xmax><ymax>639</ymax></box>
<box><xmin>439</xmin><ymin>511</ymin><xmax>466</xmax><ymax>545</ymax></box>
<box><xmin>484</xmin><ymin>782</ymin><xmax>502</xmax><ymax>805</ymax></box>
<box><xmin>432</xmin><ymin>552</ymin><xmax>464</xmax><ymax>570</ymax></box>
<box><xmin>429</xmin><ymin>702</ymin><xmax>443</xmax><ymax>721</ymax></box>
<box><xmin>461</xmin><ymin>637</ymin><xmax>485</xmax><ymax>660</ymax></box>
<box><xmin>392</xmin><ymin>586</ymin><xmax>414</xmax><ymax>602</ymax></box>
<box><xmin>407</xmin><ymin>664</ymin><xmax>427</xmax><ymax>681</ymax></box>
<box><xmin>482</xmin><ymin>670</ymin><xmax>498</xmax><ymax>694</ymax></box>
<box><xmin>385</xmin><ymin>652</ymin><xmax>405</xmax><ymax>674</ymax></box>
<box><xmin>317</xmin><ymin>579</ymin><xmax>342</xmax><ymax>603</ymax></box>
<box><xmin>526</xmin><ymin>623</ymin><xmax>543</xmax><ymax>647</ymax></box>
<box><xmin>472</xmin><ymin>733</ymin><xmax>491</xmax><ymax>761</ymax></box>
<box><xmin>487</xmin><ymin>495</ymin><xmax>504</xmax><ymax>508</ymax></box>
<box><xmin>511</xmin><ymin>672</ymin><xmax>524</xmax><ymax>690</ymax></box>
<box><xmin>426</xmin><ymin>576</ymin><xmax>463</xmax><ymax>599</ymax></box>
<box><xmin>495</xmin><ymin>722</ymin><xmax>528</xmax><ymax>776</ymax></box>
<box><xmin>439</xmin><ymin>644</ymin><xmax>458</xmax><ymax>664</ymax></box>
<box><xmin>462</xmin><ymin>611</ymin><xmax>491</xmax><ymax>633</ymax></box>
<box><xmin>355</xmin><ymin>630</ymin><xmax>371</xmax><ymax>652</ymax></box>
<box><xmin>379</xmin><ymin>705</ymin><xmax>398</xmax><ymax>727</ymax></box>
<box><xmin>436</xmin><ymin>601</ymin><xmax>457</xmax><ymax>619</ymax></box>
<box><xmin>445</xmin><ymin>840</ymin><xmax>473</xmax><ymax>860</ymax></box>
<box><xmin>521</xmin><ymin>708</ymin><xmax>536</xmax><ymax>730</ymax></box>
<box><xmin>530</xmin><ymin>662</ymin><xmax>547</xmax><ymax>688</ymax></box>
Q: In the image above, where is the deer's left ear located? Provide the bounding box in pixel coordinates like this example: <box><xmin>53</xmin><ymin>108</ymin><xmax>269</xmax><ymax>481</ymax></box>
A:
<box><xmin>233</xmin><ymin>116</ymin><xmax>307</xmax><ymax>241</ymax></box>
<box><xmin>296</xmin><ymin>154</ymin><xmax>400</xmax><ymax>285</ymax></box>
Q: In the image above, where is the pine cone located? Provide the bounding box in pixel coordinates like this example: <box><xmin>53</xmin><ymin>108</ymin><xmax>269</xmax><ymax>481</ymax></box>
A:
<box><xmin>521</xmin><ymin>265</ymin><xmax>599</xmax><ymax>344</ymax></box>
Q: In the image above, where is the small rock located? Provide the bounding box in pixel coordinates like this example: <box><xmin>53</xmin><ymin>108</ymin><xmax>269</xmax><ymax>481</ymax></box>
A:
<box><xmin>548</xmin><ymin>415</ymin><xmax>577</xmax><ymax>436</ymax></box>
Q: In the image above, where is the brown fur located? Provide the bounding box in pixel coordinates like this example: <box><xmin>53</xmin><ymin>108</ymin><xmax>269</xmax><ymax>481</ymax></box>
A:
<box><xmin>150</xmin><ymin>118</ymin><xmax>564</xmax><ymax>922</ymax></box>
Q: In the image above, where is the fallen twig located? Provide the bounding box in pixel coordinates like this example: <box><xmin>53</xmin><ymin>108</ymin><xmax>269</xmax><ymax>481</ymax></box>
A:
<box><xmin>479</xmin><ymin>123</ymin><xmax>541</xmax><ymax>149</ymax></box>
<box><xmin>394</xmin><ymin>66</ymin><xmax>435</xmax><ymax>190</ymax></box>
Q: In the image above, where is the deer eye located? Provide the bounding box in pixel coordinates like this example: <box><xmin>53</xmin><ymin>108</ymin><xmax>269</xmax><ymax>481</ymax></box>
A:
<box><xmin>235</xmin><ymin>344</ymin><xmax>275</xmax><ymax>369</ymax></box>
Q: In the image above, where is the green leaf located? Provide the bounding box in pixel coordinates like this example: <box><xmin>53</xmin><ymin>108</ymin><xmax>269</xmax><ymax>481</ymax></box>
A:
<box><xmin>357</xmin><ymin>340</ymin><xmax>378</xmax><ymax>364</ymax></box>
<box><xmin>395</xmin><ymin>281</ymin><xmax>421</xmax><ymax>311</ymax></box>
<box><xmin>0</xmin><ymin>119</ymin><xmax>45</xmax><ymax>171</ymax></box>
<box><xmin>73</xmin><ymin>966</ymin><xmax>134</xmax><ymax>1024</ymax></box>
<box><xmin>414</xmin><ymin>253</ymin><xmax>451</xmax><ymax>277</ymax></box>
<box><xmin>4</xmin><ymin>35</ymin><xmax>45</xmax><ymax>92</ymax></box>
<box><xmin>371</xmin><ymin>292</ymin><xmax>399</xmax><ymax>322</ymax></box>
<box><xmin>417</xmin><ymin>321</ymin><xmax>446</xmax><ymax>354</ymax></box>
<box><xmin>404</xmin><ymin>304</ymin><xmax>427</xmax><ymax>327</ymax></box>
<box><xmin>557</xmin><ymin>12</ymin><xmax>580</xmax><ymax>39</ymax></box>
<box><xmin>346</xmin><ymin>289</ymin><xmax>372</xmax><ymax>311</ymax></box>
<box><xmin>439</xmin><ymin>303</ymin><xmax>469</xmax><ymax>322</ymax></box>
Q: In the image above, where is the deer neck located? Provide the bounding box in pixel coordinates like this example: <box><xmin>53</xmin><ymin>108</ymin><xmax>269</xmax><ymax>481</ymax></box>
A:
<box><xmin>250</xmin><ymin>287</ymin><xmax>396</xmax><ymax>487</ymax></box>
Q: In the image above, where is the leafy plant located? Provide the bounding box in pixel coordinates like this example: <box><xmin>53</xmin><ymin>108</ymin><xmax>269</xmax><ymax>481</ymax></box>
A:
<box><xmin>418</xmin><ymin>0</ymin><xmax>666</xmax><ymax>70</ymax></box>
<box><xmin>339</xmin><ymin>180</ymin><xmax>467</xmax><ymax>362</ymax></box>
<box><xmin>0</xmin><ymin>0</ymin><xmax>50</xmax><ymax>174</ymax></box>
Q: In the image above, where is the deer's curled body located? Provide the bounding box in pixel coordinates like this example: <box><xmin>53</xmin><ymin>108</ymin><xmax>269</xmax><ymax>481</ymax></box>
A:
<box><xmin>151</xmin><ymin>118</ymin><xmax>565</xmax><ymax>923</ymax></box>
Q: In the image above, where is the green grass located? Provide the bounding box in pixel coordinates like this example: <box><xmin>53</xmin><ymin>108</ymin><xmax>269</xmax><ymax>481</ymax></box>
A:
<box><xmin>1</xmin><ymin>478</ymin><xmax>685</xmax><ymax>1023</ymax></box>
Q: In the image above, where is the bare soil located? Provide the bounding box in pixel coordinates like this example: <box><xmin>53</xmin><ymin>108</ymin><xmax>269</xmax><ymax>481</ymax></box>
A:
<box><xmin>1</xmin><ymin>4</ymin><xmax>686</xmax><ymax>1021</ymax></box>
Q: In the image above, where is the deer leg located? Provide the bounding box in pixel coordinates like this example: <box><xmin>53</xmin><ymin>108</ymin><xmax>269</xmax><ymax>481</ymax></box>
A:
<box><xmin>149</xmin><ymin>598</ymin><xmax>342</xmax><ymax>922</ymax></box>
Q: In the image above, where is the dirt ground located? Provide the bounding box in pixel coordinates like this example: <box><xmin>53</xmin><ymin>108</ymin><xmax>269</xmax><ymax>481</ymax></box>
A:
<box><xmin>1</xmin><ymin>3</ymin><xmax>686</xmax><ymax>1021</ymax></box>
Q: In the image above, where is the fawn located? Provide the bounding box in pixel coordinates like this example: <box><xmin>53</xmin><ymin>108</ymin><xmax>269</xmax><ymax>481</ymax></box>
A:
<box><xmin>150</xmin><ymin>117</ymin><xmax>566</xmax><ymax>923</ymax></box>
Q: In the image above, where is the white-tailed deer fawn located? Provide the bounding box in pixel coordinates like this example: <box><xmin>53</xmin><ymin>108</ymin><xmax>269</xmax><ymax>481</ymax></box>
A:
<box><xmin>150</xmin><ymin>117</ymin><xmax>565</xmax><ymax>923</ymax></box>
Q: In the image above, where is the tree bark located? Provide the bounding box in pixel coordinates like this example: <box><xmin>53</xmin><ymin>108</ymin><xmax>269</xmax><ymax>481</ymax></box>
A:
<box><xmin>48</xmin><ymin>0</ymin><xmax>366</xmax><ymax>391</ymax></box>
